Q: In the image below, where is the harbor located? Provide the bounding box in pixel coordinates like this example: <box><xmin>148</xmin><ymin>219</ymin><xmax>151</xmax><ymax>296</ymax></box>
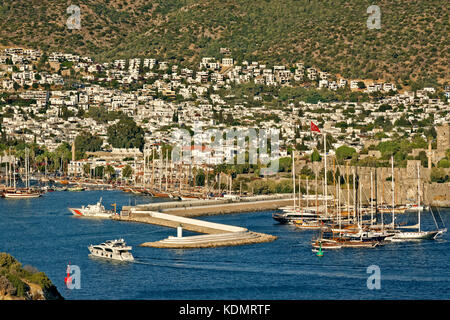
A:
<box><xmin>0</xmin><ymin>189</ymin><xmax>449</xmax><ymax>300</ymax></box>
<box><xmin>0</xmin><ymin>146</ymin><xmax>448</xmax><ymax>253</ymax></box>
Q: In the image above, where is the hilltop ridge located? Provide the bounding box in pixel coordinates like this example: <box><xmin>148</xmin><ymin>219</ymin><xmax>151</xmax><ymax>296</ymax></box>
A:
<box><xmin>0</xmin><ymin>0</ymin><xmax>448</xmax><ymax>84</ymax></box>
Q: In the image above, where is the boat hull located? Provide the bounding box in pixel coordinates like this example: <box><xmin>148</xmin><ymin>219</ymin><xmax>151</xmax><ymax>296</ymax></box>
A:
<box><xmin>68</xmin><ymin>208</ymin><xmax>113</xmax><ymax>218</ymax></box>
<box><xmin>311</xmin><ymin>240</ymin><xmax>342</xmax><ymax>250</ymax></box>
<box><xmin>88</xmin><ymin>247</ymin><xmax>134</xmax><ymax>262</ymax></box>
<box><xmin>3</xmin><ymin>192</ymin><xmax>41</xmax><ymax>199</ymax></box>
<box><xmin>389</xmin><ymin>230</ymin><xmax>440</xmax><ymax>241</ymax></box>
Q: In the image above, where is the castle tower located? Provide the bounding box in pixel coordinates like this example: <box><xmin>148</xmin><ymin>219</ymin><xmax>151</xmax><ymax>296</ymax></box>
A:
<box><xmin>436</xmin><ymin>123</ymin><xmax>450</xmax><ymax>154</ymax></box>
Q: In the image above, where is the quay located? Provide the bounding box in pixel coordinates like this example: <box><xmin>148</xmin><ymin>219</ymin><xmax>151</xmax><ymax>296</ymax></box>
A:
<box><xmin>113</xmin><ymin>195</ymin><xmax>289</xmax><ymax>248</ymax></box>
<box><xmin>128</xmin><ymin>194</ymin><xmax>294</xmax><ymax>217</ymax></box>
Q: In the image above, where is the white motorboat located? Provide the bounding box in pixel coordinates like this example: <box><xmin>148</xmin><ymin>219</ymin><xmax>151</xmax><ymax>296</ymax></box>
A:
<box><xmin>68</xmin><ymin>197</ymin><xmax>114</xmax><ymax>218</ymax></box>
<box><xmin>88</xmin><ymin>239</ymin><xmax>134</xmax><ymax>261</ymax></box>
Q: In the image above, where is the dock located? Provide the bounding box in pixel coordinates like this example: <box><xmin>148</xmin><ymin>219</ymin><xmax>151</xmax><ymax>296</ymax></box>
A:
<box><xmin>113</xmin><ymin>195</ymin><xmax>291</xmax><ymax>248</ymax></box>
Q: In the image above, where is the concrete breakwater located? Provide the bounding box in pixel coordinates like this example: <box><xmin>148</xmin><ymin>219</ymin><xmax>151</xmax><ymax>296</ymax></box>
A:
<box><xmin>114</xmin><ymin>201</ymin><xmax>280</xmax><ymax>248</ymax></box>
<box><xmin>141</xmin><ymin>231</ymin><xmax>277</xmax><ymax>249</ymax></box>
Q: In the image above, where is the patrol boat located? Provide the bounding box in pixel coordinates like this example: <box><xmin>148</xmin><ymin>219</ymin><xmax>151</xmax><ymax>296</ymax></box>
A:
<box><xmin>68</xmin><ymin>197</ymin><xmax>114</xmax><ymax>218</ymax></box>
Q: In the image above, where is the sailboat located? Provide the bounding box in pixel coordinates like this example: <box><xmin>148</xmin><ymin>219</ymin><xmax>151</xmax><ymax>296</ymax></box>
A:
<box><xmin>389</xmin><ymin>163</ymin><xmax>447</xmax><ymax>241</ymax></box>
<box><xmin>3</xmin><ymin>149</ymin><xmax>41</xmax><ymax>199</ymax></box>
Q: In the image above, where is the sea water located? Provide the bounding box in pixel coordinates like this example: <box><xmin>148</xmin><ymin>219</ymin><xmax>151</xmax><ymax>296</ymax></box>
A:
<box><xmin>0</xmin><ymin>190</ymin><xmax>448</xmax><ymax>299</ymax></box>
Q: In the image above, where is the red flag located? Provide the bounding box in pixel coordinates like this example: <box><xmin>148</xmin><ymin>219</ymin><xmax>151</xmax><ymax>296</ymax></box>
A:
<box><xmin>310</xmin><ymin>121</ymin><xmax>321</xmax><ymax>133</ymax></box>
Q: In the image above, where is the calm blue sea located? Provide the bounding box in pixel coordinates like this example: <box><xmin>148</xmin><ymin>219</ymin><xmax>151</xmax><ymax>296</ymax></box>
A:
<box><xmin>0</xmin><ymin>190</ymin><xmax>449</xmax><ymax>300</ymax></box>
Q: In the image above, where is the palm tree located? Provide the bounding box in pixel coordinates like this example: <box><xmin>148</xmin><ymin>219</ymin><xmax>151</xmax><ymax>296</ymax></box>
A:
<box><xmin>82</xmin><ymin>163</ymin><xmax>91</xmax><ymax>177</ymax></box>
<box><xmin>122</xmin><ymin>165</ymin><xmax>133</xmax><ymax>180</ymax></box>
<box><xmin>105</xmin><ymin>165</ymin><xmax>115</xmax><ymax>180</ymax></box>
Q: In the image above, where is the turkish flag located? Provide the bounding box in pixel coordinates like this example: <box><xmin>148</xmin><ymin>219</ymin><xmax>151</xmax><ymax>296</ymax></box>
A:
<box><xmin>310</xmin><ymin>121</ymin><xmax>321</xmax><ymax>133</ymax></box>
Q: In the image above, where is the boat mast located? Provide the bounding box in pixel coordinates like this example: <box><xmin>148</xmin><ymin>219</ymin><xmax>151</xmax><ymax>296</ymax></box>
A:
<box><xmin>151</xmin><ymin>148</ymin><xmax>155</xmax><ymax>189</ymax></box>
<box><xmin>165</xmin><ymin>149</ymin><xmax>169</xmax><ymax>191</ymax></box>
<box><xmin>26</xmin><ymin>148</ymin><xmax>30</xmax><ymax>189</ymax></box>
<box><xmin>13</xmin><ymin>155</ymin><xmax>16</xmax><ymax>190</ymax></box>
<box><xmin>306</xmin><ymin>176</ymin><xmax>309</xmax><ymax>208</ymax></box>
<box><xmin>375</xmin><ymin>167</ymin><xmax>379</xmax><ymax>225</ymax></box>
<box><xmin>338</xmin><ymin>175</ymin><xmax>341</xmax><ymax>233</ymax></box>
<box><xmin>359</xmin><ymin>169</ymin><xmax>362</xmax><ymax>227</ymax></box>
<box><xmin>391</xmin><ymin>155</ymin><xmax>395</xmax><ymax>229</ymax></box>
<box><xmin>346</xmin><ymin>162</ymin><xmax>350</xmax><ymax>223</ymax></box>
<box><xmin>179</xmin><ymin>163</ymin><xmax>182</xmax><ymax>193</ymax></box>
<box><xmin>143</xmin><ymin>149</ymin><xmax>147</xmax><ymax>189</ymax></box>
<box><xmin>315</xmin><ymin>166</ymin><xmax>318</xmax><ymax>215</ymax></box>
<box><xmin>417</xmin><ymin>163</ymin><xmax>421</xmax><ymax>232</ymax></box>
<box><xmin>333</xmin><ymin>157</ymin><xmax>336</xmax><ymax>214</ymax></box>
<box><xmin>324</xmin><ymin>132</ymin><xmax>327</xmax><ymax>216</ymax></box>
<box><xmin>370</xmin><ymin>171</ymin><xmax>374</xmax><ymax>226</ymax></box>
<box><xmin>159</xmin><ymin>148</ymin><xmax>162</xmax><ymax>190</ymax></box>
<box><xmin>6</xmin><ymin>148</ymin><xmax>9</xmax><ymax>187</ymax></box>
<box><xmin>299</xmin><ymin>175</ymin><xmax>302</xmax><ymax>216</ymax></box>
<box><xmin>353</xmin><ymin>168</ymin><xmax>356</xmax><ymax>223</ymax></box>
<box><xmin>292</xmin><ymin>151</ymin><xmax>296</xmax><ymax>211</ymax></box>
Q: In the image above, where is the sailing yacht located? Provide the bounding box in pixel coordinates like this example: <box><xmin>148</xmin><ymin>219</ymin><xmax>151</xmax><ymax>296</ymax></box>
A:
<box><xmin>388</xmin><ymin>164</ymin><xmax>447</xmax><ymax>241</ymax></box>
<box><xmin>2</xmin><ymin>149</ymin><xmax>41</xmax><ymax>199</ymax></box>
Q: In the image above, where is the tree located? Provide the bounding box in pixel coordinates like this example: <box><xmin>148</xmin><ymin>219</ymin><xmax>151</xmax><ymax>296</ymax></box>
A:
<box><xmin>83</xmin><ymin>163</ymin><xmax>91</xmax><ymax>176</ymax></box>
<box><xmin>107</xmin><ymin>118</ymin><xmax>145</xmax><ymax>151</ymax></box>
<box><xmin>437</xmin><ymin>159</ymin><xmax>450</xmax><ymax>168</ymax></box>
<box><xmin>430</xmin><ymin>167</ymin><xmax>448</xmax><ymax>183</ymax></box>
<box><xmin>122</xmin><ymin>165</ymin><xmax>133</xmax><ymax>179</ymax></box>
<box><xmin>105</xmin><ymin>165</ymin><xmax>115</xmax><ymax>179</ymax></box>
<box><xmin>172</xmin><ymin>111</ymin><xmax>179</xmax><ymax>123</ymax></box>
<box><xmin>336</xmin><ymin>145</ymin><xmax>357</xmax><ymax>163</ymax></box>
<box><xmin>278</xmin><ymin>157</ymin><xmax>292</xmax><ymax>172</ymax></box>
<box><xmin>75</xmin><ymin>132</ymin><xmax>103</xmax><ymax>154</ymax></box>
<box><xmin>311</xmin><ymin>149</ymin><xmax>321</xmax><ymax>162</ymax></box>
<box><xmin>195</xmin><ymin>169</ymin><xmax>205</xmax><ymax>186</ymax></box>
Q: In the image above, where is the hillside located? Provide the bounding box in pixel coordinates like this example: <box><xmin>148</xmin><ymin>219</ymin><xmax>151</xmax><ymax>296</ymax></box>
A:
<box><xmin>0</xmin><ymin>0</ymin><xmax>448</xmax><ymax>84</ymax></box>
<box><xmin>0</xmin><ymin>253</ymin><xmax>63</xmax><ymax>300</ymax></box>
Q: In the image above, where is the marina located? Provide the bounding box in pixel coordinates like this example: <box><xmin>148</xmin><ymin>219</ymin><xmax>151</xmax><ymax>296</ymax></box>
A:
<box><xmin>0</xmin><ymin>146</ymin><xmax>449</xmax><ymax>298</ymax></box>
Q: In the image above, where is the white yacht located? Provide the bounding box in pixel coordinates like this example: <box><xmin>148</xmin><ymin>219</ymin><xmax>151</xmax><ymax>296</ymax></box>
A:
<box><xmin>88</xmin><ymin>239</ymin><xmax>134</xmax><ymax>261</ymax></box>
<box><xmin>68</xmin><ymin>197</ymin><xmax>114</xmax><ymax>218</ymax></box>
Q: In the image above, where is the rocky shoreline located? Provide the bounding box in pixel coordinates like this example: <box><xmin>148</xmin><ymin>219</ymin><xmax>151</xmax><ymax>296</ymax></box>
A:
<box><xmin>0</xmin><ymin>253</ymin><xmax>63</xmax><ymax>300</ymax></box>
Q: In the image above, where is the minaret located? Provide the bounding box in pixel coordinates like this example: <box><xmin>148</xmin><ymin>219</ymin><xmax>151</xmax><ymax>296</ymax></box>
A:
<box><xmin>72</xmin><ymin>141</ymin><xmax>76</xmax><ymax>162</ymax></box>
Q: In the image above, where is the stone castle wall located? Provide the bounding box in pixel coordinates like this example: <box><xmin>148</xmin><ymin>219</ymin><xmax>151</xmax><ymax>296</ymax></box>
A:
<box><xmin>299</xmin><ymin>160</ymin><xmax>450</xmax><ymax>206</ymax></box>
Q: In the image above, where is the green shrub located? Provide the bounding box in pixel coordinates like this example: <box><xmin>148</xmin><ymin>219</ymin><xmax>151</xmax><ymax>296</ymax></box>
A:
<box><xmin>5</xmin><ymin>274</ymin><xmax>29</xmax><ymax>298</ymax></box>
<box><xmin>28</xmin><ymin>272</ymin><xmax>53</xmax><ymax>291</ymax></box>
